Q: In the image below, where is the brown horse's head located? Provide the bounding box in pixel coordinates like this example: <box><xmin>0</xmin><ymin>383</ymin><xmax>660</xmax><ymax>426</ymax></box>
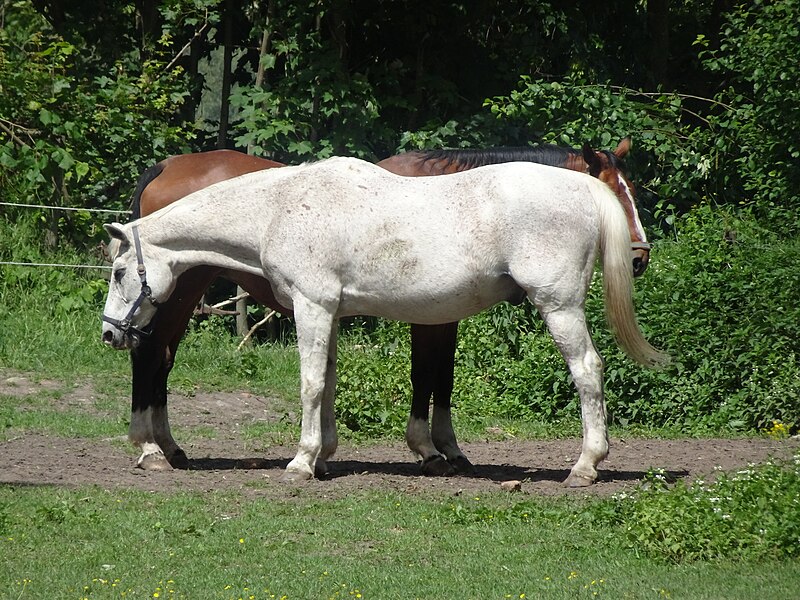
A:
<box><xmin>582</xmin><ymin>139</ymin><xmax>650</xmax><ymax>277</ymax></box>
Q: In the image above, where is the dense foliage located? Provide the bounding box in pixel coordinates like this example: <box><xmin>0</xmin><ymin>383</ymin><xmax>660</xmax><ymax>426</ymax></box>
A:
<box><xmin>1</xmin><ymin>0</ymin><xmax>799</xmax><ymax>435</ymax></box>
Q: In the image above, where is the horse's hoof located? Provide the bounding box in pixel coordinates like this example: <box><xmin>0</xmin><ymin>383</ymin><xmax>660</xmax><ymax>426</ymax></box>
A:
<box><xmin>137</xmin><ymin>452</ymin><xmax>173</xmax><ymax>471</ymax></box>
<box><xmin>563</xmin><ymin>472</ymin><xmax>595</xmax><ymax>488</ymax></box>
<box><xmin>167</xmin><ymin>448</ymin><xmax>189</xmax><ymax>470</ymax></box>
<box><xmin>279</xmin><ymin>469</ymin><xmax>313</xmax><ymax>483</ymax></box>
<box><xmin>421</xmin><ymin>455</ymin><xmax>456</xmax><ymax>477</ymax></box>
<box><xmin>314</xmin><ymin>461</ymin><xmax>329</xmax><ymax>479</ymax></box>
<box><xmin>449</xmin><ymin>455</ymin><xmax>475</xmax><ymax>474</ymax></box>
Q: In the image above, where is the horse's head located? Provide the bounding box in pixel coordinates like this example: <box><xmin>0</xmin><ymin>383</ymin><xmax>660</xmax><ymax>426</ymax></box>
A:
<box><xmin>582</xmin><ymin>139</ymin><xmax>650</xmax><ymax>277</ymax></box>
<box><xmin>101</xmin><ymin>222</ymin><xmax>175</xmax><ymax>350</ymax></box>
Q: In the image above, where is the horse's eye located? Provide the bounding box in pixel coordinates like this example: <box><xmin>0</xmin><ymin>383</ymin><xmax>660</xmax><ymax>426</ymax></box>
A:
<box><xmin>114</xmin><ymin>268</ymin><xmax>126</xmax><ymax>283</ymax></box>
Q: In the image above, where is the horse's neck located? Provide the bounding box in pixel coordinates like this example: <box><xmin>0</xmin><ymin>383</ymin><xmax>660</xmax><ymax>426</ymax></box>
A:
<box><xmin>141</xmin><ymin>198</ymin><xmax>266</xmax><ymax>277</ymax></box>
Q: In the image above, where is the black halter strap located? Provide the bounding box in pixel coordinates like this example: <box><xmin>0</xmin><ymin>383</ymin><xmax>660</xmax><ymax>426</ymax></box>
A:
<box><xmin>102</xmin><ymin>225</ymin><xmax>158</xmax><ymax>338</ymax></box>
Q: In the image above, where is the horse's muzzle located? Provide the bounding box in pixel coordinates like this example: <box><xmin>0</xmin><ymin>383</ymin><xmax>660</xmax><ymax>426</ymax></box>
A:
<box><xmin>632</xmin><ymin>249</ymin><xmax>650</xmax><ymax>278</ymax></box>
<box><xmin>101</xmin><ymin>325</ymin><xmax>140</xmax><ymax>350</ymax></box>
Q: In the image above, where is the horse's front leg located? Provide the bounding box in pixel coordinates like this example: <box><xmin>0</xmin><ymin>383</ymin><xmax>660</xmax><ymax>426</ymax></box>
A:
<box><xmin>541</xmin><ymin>307</ymin><xmax>608</xmax><ymax>487</ymax></box>
<box><xmin>148</xmin><ymin>340</ymin><xmax>188</xmax><ymax>468</ymax></box>
<box><xmin>129</xmin><ymin>341</ymin><xmax>175</xmax><ymax>471</ymax></box>
<box><xmin>281</xmin><ymin>297</ymin><xmax>337</xmax><ymax>482</ymax></box>
<box><xmin>130</xmin><ymin>273</ymin><xmax>212</xmax><ymax>470</ymax></box>
<box><xmin>407</xmin><ymin>324</ymin><xmax>453</xmax><ymax>475</ymax></box>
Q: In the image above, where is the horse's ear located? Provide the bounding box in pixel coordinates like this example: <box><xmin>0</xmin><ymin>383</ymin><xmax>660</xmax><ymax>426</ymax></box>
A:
<box><xmin>582</xmin><ymin>143</ymin><xmax>602</xmax><ymax>177</ymax></box>
<box><xmin>104</xmin><ymin>223</ymin><xmax>128</xmax><ymax>243</ymax></box>
<box><xmin>614</xmin><ymin>137</ymin><xmax>631</xmax><ymax>158</ymax></box>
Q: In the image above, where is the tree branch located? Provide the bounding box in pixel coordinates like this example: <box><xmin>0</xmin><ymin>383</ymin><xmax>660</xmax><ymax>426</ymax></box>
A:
<box><xmin>160</xmin><ymin>20</ymin><xmax>209</xmax><ymax>76</ymax></box>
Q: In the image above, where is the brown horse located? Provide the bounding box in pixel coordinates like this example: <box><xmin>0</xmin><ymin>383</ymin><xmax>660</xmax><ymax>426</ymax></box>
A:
<box><xmin>125</xmin><ymin>141</ymin><xmax>650</xmax><ymax>478</ymax></box>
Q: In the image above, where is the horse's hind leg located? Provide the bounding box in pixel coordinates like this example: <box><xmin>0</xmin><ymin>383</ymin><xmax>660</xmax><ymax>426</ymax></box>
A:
<box><xmin>541</xmin><ymin>307</ymin><xmax>608</xmax><ymax>487</ymax></box>
<box><xmin>408</xmin><ymin>324</ymin><xmax>455</xmax><ymax>476</ymax></box>
<box><xmin>282</xmin><ymin>297</ymin><xmax>337</xmax><ymax>482</ymax></box>
<box><xmin>430</xmin><ymin>322</ymin><xmax>473</xmax><ymax>473</ymax></box>
<box><xmin>315</xmin><ymin>323</ymin><xmax>339</xmax><ymax>478</ymax></box>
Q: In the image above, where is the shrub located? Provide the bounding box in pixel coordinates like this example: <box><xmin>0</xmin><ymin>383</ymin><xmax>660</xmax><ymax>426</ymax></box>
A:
<box><xmin>335</xmin><ymin>319</ymin><xmax>411</xmax><ymax>439</ymax></box>
<box><xmin>611</xmin><ymin>454</ymin><xmax>800</xmax><ymax>562</ymax></box>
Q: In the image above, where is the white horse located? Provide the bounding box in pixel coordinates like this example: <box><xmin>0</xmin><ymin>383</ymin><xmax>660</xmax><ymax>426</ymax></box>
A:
<box><xmin>101</xmin><ymin>157</ymin><xmax>668</xmax><ymax>486</ymax></box>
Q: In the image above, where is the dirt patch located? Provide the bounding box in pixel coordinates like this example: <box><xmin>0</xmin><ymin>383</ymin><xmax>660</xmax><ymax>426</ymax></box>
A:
<box><xmin>1</xmin><ymin>376</ymin><xmax>797</xmax><ymax>500</ymax></box>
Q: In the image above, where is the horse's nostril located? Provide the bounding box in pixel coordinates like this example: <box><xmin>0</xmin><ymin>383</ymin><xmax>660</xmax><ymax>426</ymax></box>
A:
<box><xmin>632</xmin><ymin>258</ymin><xmax>644</xmax><ymax>277</ymax></box>
<box><xmin>102</xmin><ymin>330</ymin><xmax>114</xmax><ymax>345</ymax></box>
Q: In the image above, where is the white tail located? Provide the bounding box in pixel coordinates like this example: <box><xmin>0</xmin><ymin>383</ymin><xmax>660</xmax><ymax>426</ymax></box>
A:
<box><xmin>592</xmin><ymin>183</ymin><xmax>670</xmax><ymax>368</ymax></box>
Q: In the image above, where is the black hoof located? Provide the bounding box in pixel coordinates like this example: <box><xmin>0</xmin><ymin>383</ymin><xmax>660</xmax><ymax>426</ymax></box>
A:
<box><xmin>449</xmin><ymin>455</ymin><xmax>475</xmax><ymax>474</ymax></box>
<box><xmin>421</xmin><ymin>454</ymin><xmax>456</xmax><ymax>477</ymax></box>
<box><xmin>168</xmin><ymin>449</ymin><xmax>190</xmax><ymax>470</ymax></box>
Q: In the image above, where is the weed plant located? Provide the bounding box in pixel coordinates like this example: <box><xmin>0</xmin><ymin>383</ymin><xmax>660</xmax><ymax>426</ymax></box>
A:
<box><xmin>444</xmin><ymin>452</ymin><xmax>800</xmax><ymax>564</ymax></box>
<box><xmin>609</xmin><ymin>452</ymin><xmax>800</xmax><ymax>562</ymax></box>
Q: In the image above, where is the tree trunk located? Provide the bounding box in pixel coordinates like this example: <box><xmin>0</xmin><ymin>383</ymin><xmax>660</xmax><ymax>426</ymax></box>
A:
<box><xmin>238</xmin><ymin>3</ymin><xmax>276</xmax><ymax>342</ymax></box>
<box><xmin>647</xmin><ymin>0</ymin><xmax>670</xmax><ymax>88</ymax></box>
<box><xmin>217</xmin><ymin>0</ymin><xmax>234</xmax><ymax>150</ymax></box>
<box><xmin>136</xmin><ymin>0</ymin><xmax>161</xmax><ymax>60</ymax></box>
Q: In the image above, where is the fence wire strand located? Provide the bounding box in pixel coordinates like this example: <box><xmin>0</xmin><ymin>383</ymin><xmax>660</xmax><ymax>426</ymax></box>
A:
<box><xmin>0</xmin><ymin>201</ymin><xmax>131</xmax><ymax>215</ymax></box>
<box><xmin>2</xmin><ymin>201</ymin><xmax>119</xmax><ymax>270</ymax></box>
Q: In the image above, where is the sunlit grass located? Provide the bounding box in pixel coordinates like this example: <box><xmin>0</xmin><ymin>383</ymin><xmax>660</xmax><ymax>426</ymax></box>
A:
<box><xmin>2</xmin><ymin>486</ymin><xmax>799</xmax><ymax>599</ymax></box>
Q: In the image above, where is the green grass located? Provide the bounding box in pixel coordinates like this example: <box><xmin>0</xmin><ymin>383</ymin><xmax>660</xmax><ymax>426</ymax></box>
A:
<box><xmin>2</xmin><ymin>485</ymin><xmax>799</xmax><ymax>600</ymax></box>
<box><xmin>0</xmin><ymin>390</ymin><xmax>129</xmax><ymax>442</ymax></box>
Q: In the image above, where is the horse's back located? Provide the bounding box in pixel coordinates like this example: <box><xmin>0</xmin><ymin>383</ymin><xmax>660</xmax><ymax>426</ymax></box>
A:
<box><xmin>252</xmin><ymin>158</ymin><xmax>614</xmax><ymax>321</ymax></box>
<box><xmin>139</xmin><ymin>150</ymin><xmax>282</xmax><ymax>215</ymax></box>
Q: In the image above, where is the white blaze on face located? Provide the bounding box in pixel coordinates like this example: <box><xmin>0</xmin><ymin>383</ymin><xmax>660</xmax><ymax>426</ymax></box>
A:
<box><xmin>617</xmin><ymin>173</ymin><xmax>647</xmax><ymax>243</ymax></box>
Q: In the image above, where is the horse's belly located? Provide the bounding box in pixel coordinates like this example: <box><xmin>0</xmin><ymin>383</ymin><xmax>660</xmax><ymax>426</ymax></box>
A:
<box><xmin>337</xmin><ymin>275</ymin><xmax>523</xmax><ymax>324</ymax></box>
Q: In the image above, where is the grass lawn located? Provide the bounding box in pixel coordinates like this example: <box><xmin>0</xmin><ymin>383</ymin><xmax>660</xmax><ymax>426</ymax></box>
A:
<box><xmin>3</xmin><ymin>484</ymin><xmax>799</xmax><ymax>600</ymax></box>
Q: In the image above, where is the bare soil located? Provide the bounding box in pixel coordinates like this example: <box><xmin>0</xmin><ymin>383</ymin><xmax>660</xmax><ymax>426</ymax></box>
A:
<box><xmin>1</xmin><ymin>373</ymin><xmax>797</xmax><ymax>500</ymax></box>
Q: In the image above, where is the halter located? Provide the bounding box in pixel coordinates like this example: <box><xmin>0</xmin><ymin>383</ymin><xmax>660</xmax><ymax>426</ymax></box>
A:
<box><xmin>630</xmin><ymin>241</ymin><xmax>652</xmax><ymax>251</ymax></box>
<box><xmin>102</xmin><ymin>225</ymin><xmax>158</xmax><ymax>338</ymax></box>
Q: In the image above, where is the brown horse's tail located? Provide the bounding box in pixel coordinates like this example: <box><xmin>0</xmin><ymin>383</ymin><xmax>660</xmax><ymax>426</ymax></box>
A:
<box><xmin>128</xmin><ymin>162</ymin><xmax>166</xmax><ymax>220</ymax></box>
<box><xmin>592</xmin><ymin>181</ymin><xmax>670</xmax><ymax>368</ymax></box>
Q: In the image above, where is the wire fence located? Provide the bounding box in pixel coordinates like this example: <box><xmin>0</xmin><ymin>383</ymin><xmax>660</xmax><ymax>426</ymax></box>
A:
<box><xmin>0</xmin><ymin>201</ymin><xmax>131</xmax><ymax>215</ymax></box>
<box><xmin>0</xmin><ymin>201</ymin><xmax>124</xmax><ymax>271</ymax></box>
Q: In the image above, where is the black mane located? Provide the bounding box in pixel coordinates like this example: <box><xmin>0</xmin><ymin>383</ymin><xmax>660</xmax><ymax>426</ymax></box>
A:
<box><xmin>415</xmin><ymin>145</ymin><xmax>581</xmax><ymax>170</ymax></box>
<box><xmin>128</xmin><ymin>162</ymin><xmax>166</xmax><ymax>220</ymax></box>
